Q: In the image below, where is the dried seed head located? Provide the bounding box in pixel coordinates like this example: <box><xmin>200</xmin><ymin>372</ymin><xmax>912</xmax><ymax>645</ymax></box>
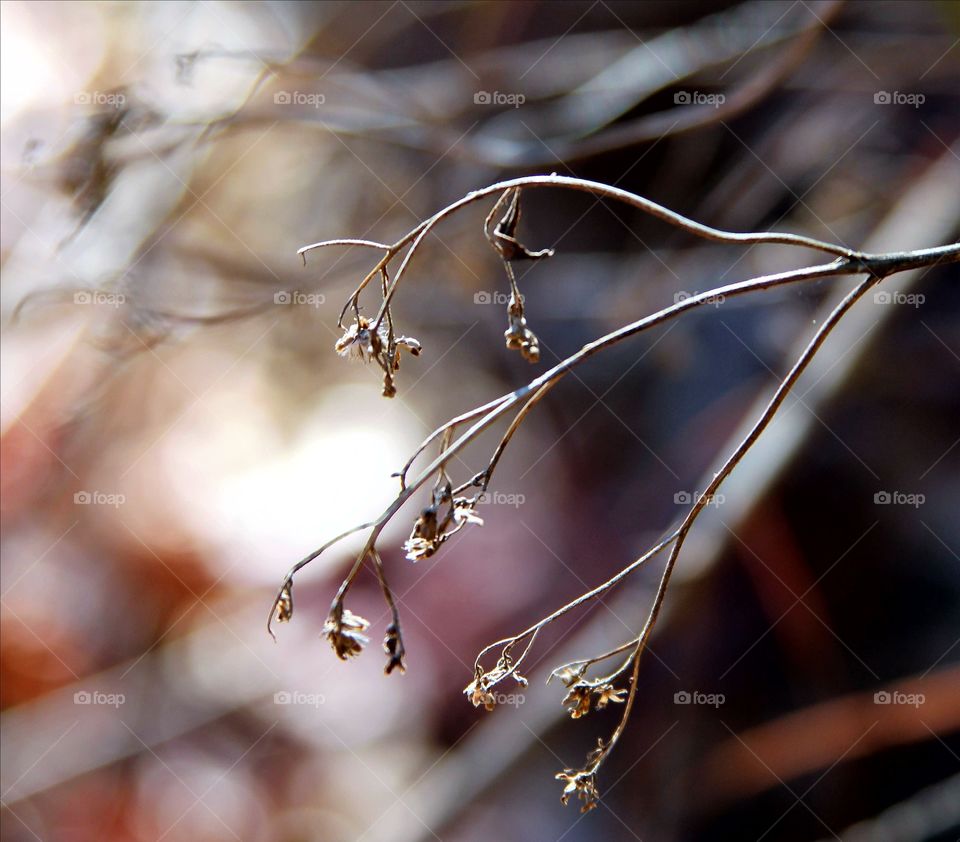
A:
<box><xmin>556</xmin><ymin>768</ymin><xmax>599</xmax><ymax>813</ymax></box>
<box><xmin>274</xmin><ymin>582</ymin><xmax>293</xmax><ymax>624</ymax></box>
<box><xmin>504</xmin><ymin>294</ymin><xmax>540</xmax><ymax>363</ymax></box>
<box><xmin>562</xmin><ymin>685</ymin><xmax>592</xmax><ymax>719</ymax></box>
<box><xmin>403</xmin><ymin>505</ymin><xmax>440</xmax><ymax>561</ymax></box>
<box><xmin>335</xmin><ymin>317</ymin><xmax>385</xmax><ymax>361</ymax></box>
<box><xmin>452</xmin><ymin>498</ymin><xmax>484</xmax><ymax>527</ymax></box>
<box><xmin>323</xmin><ymin>607</ymin><xmax>370</xmax><ymax>660</ymax></box>
<box><xmin>337</xmin><ymin>309</ymin><xmax>421</xmax><ymax>397</ymax></box>
<box><xmin>383</xmin><ymin>621</ymin><xmax>406</xmax><ymax>675</ymax></box>
<box><xmin>464</xmin><ymin>676</ymin><xmax>497</xmax><ymax>712</ymax></box>
<box><xmin>403</xmin><ymin>536</ymin><xmax>435</xmax><ymax>561</ymax></box>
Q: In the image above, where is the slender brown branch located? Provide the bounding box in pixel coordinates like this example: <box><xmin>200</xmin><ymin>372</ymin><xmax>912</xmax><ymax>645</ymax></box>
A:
<box><xmin>371</xmin><ymin>176</ymin><xmax>857</xmax><ymax>330</ymax></box>
<box><xmin>268</xmin><ymin>257</ymin><xmax>876</xmax><ymax>637</ymax></box>
<box><xmin>270</xmin><ymin>173</ymin><xmax>958</xmax><ymax>812</ymax></box>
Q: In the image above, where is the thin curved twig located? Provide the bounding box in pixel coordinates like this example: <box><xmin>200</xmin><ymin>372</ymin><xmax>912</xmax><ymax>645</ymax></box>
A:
<box><xmin>268</xmin><ymin>256</ymin><xmax>880</xmax><ymax>638</ymax></box>
<box><xmin>269</xmin><ymin>173</ymin><xmax>959</xmax><ymax>814</ymax></box>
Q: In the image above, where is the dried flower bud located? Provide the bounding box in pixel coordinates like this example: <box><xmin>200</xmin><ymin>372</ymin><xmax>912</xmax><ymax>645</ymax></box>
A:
<box><xmin>520</xmin><ymin>335</ymin><xmax>540</xmax><ymax>363</ymax></box>
<box><xmin>551</xmin><ymin>666</ymin><xmax>584</xmax><ymax>687</ymax></box>
<box><xmin>556</xmin><ymin>768</ymin><xmax>599</xmax><ymax>813</ymax></box>
<box><xmin>403</xmin><ymin>505</ymin><xmax>440</xmax><ymax>561</ymax></box>
<box><xmin>464</xmin><ymin>678</ymin><xmax>497</xmax><ymax>712</ymax></box>
<box><xmin>383</xmin><ymin>621</ymin><xmax>406</xmax><ymax>675</ymax></box>
<box><xmin>335</xmin><ymin>317</ymin><xmax>385</xmax><ymax>361</ymax></box>
<box><xmin>504</xmin><ymin>294</ymin><xmax>540</xmax><ymax>363</ymax></box>
<box><xmin>562</xmin><ymin>685</ymin><xmax>592</xmax><ymax>719</ymax></box>
<box><xmin>323</xmin><ymin>607</ymin><xmax>370</xmax><ymax>660</ymax></box>
<box><xmin>274</xmin><ymin>583</ymin><xmax>293</xmax><ymax>623</ymax></box>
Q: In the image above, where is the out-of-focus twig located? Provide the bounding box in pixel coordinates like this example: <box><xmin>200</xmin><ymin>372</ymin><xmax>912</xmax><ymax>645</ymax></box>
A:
<box><xmin>699</xmin><ymin>663</ymin><xmax>960</xmax><ymax>807</ymax></box>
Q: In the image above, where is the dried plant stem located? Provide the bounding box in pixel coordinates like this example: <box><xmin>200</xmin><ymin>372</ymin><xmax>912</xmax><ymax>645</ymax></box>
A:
<box><xmin>299</xmin><ymin>175</ymin><xmax>859</xmax><ymax>330</ymax></box>
<box><xmin>553</xmin><ymin>272</ymin><xmax>882</xmax><ymax>782</ymax></box>
<box><xmin>273</xmin><ymin>208</ymin><xmax>957</xmax><ymax>639</ymax></box>
<box><xmin>269</xmin><ymin>258</ymin><xmax>866</xmax><ymax>637</ymax></box>
<box><xmin>270</xmin><ymin>173</ymin><xmax>959</xmax><ymax>811</ymax></box>
<box><xmin>474</xmin><ymin>532</ymin><xmax>681</xmax><ymax>675</ymax></box>
<box><xmin>454</xmin><ymin>379</ymin><xmax>561</xmax><ymax>497</ymax></box>
<box><xmin>398</xmin><ymin>392</ymin><xmax>515</xmax><ymax>490</ymax></box>
<box><xmin>638</xmin><ymin>273</ymin><xmax>883</xmax><ymax>659</ymax></box>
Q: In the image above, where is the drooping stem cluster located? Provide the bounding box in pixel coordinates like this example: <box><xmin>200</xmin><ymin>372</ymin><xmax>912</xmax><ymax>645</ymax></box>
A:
<box><xmin>268</xmin><ymin>174</ymin><xmax>960</xmax><ymax>812</ymax></box>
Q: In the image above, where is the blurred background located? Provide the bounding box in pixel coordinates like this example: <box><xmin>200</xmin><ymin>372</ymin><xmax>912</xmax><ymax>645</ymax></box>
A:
<box><xmin>1</xmin><ymin>1</ymin><xmax>959</xmax><ymax>840</ymax></box>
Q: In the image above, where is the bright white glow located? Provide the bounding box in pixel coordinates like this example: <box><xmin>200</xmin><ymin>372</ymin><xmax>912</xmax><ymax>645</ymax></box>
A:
<box><xmin>0</xmin><ymin>4</ymin><xmax>98</xmax><ymax>125</ymax></box>
<box><xmin>1</xmin><ymin>6</ymin><xmax>56</xmax><ymax>123</ymax></box>
<box><xmin>160</xmin><ymin>379</ymin><xmax>422</xmax><ymax>584</ymax></box>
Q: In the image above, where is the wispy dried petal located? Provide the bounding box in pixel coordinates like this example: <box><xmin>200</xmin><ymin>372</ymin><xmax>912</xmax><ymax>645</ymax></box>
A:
<box><xmin>595</xmin><ymin>684</ymin><xmax>627</xmax><ymax>709</ymax></box>
<box><xmin>452</xmin><ymin>498</ymin><xmax>484</xmax><ymax>527</ymax></box>
<box><xmin>335</xmin><ymin>317</ymin><xmax>385</xmax><ymax>361</ymax></box>
<box><xmin>551</xmin><ymin>666</ymin><xmax>584</xmax><ymax>687</ymax></box>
